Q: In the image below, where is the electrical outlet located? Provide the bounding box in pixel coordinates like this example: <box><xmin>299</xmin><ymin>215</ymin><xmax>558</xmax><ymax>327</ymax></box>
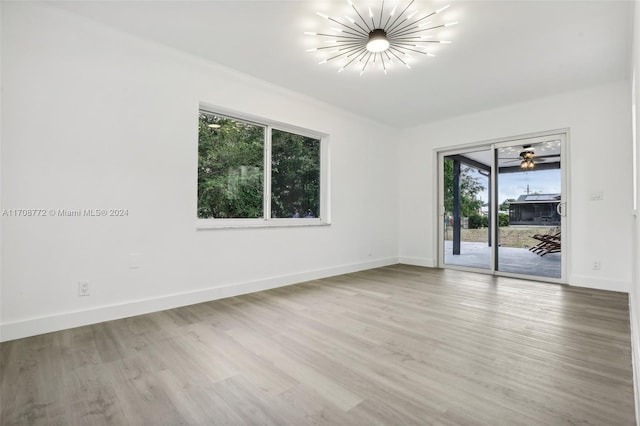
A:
<box><xmin>592</xmin><ymin>261</ymin><xmax>601</xmax><ymax>271</ymax></box>
<box><xmin>78</xmin><ymin>281</ymin><xmax>90</xmax><ymax>297</ymax></box>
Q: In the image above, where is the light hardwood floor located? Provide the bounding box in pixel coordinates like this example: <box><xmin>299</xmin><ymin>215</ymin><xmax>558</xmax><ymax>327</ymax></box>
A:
<box><xmin>1</xmin><ymin>265</ymin><xmax>636</xmax><ymax>425</ymax></box>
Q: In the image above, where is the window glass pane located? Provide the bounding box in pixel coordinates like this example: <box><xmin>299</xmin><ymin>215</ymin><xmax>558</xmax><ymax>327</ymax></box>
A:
<box><xmin>198</xmin><ymin>112</ymin><xmax>264</xmax><ymax>218</ymax></box>
<box><xmin>271</xmin><ymin>129</ymin><xmax>320</xmax><ymax>218</ymax></box>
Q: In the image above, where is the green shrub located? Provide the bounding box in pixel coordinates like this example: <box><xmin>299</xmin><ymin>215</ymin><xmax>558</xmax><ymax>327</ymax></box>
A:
<box><xmin>498</xmin><ymin>213</ymin><xmax>510</xmax><ymax>227</ymax></box>
<box><xmin>468</xmin><ymin>214</ymin><xmax>488</xmax><ymax>229</ymax></box>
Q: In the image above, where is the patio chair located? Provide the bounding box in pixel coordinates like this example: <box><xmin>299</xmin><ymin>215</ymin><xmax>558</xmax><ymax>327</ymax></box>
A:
<box><xmin>529</xmin><ymin>231</ymin><xmax>561</xmax><ymax>256</ymax></box>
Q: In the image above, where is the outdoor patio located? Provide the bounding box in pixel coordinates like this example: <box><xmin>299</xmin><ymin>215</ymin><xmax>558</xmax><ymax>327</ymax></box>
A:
<box><xmin>444</xmin><ymin>241</ymin><xmax>561</xmax><ymax>278</ymax></box>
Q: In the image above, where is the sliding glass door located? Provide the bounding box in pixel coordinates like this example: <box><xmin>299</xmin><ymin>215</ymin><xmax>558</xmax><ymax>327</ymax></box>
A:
<box><xmin>438</xmin><ymin>133</ymin><xmax>566</xmax><ymax>282</ymax></box>
<box><xmin>441</xmin><ymin>148</ymin><xmax>492</xmax><ymax>270</ymax></box>
<box><xmin>495</xmin><ymin>138</ymin><xmax>563</xmax><ymax>278</ymax></box>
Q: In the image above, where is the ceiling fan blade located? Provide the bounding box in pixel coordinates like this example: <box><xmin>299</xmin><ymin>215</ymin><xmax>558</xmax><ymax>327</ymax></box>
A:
<box><xmin>535</xmin><ymin>154</ymin><xmax>561</xmax><ymax>159</ymax></box>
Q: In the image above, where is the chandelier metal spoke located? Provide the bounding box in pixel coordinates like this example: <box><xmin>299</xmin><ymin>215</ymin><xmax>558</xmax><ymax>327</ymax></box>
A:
<box><xmin>345</xmin><ymin>15</ymin><xmax>370</xmax><ymax>35</ymax></box>
<box><xmin>321</xmin><ymin>44</ymin><xmax>367</xmax><ymax>64</ymax></box>
<box><xmin>317</xmin><ymin>12</ymin><xmax>369</xmax><ymax>37</ymax></box>
<box><xmin>339</xmin><ymin>49</ymin><xmax>369</xmax><ymax>72</ymax></box>
<box><xmin>386</xmin><ymin>0</ymin><xmax>416</xmax><ymax>34</ymax></box>
<box><xmin>349</xmin><ymin>2</ymin><xmax>373</xmax><ymax>32</ymax></box>
<box><xmin>361</xmin><ymin>52</ymin><xmax>373</xmax><ymax>75</ymax></box>
<box><xmin>393</xmin><ymin>44</ymin><xmax>431</xmax><ymax>56</ymax></box>
<box><xmin>387</xmin><ymin>48</ymin><xmax>410</xmax><ymax>69</ymax></box>
<box><xmin>388</xmin><ymin>8</ymin><xmax>439</xmax><ymax>36</ymax></box>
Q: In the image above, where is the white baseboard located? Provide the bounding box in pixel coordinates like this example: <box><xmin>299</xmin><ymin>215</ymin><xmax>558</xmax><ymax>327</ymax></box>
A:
<box><xmin>398</xmin><ymin>256</ymin><xmax>436</xmax><ymax>268</ymax></box>
<box><xmin>0</xmin><ymin>257</ymin><xmax>399</xmax><ymax>342</ymax></box>
<box><xmin>629</xmin><ymin>299</ymin><xmax>640</xmax><ymax>426</ymax></box>
<box><xmin>569</xmin><ymin>275</ymin><xmax>630</xmax><ymax>293</ymax></box>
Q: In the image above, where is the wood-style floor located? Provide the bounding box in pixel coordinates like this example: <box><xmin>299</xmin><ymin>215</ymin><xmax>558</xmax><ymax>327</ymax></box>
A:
<box><xmin>1</xmin><ymin>265</ymin><xmax>636</xmax><ymax>425</ymax></box>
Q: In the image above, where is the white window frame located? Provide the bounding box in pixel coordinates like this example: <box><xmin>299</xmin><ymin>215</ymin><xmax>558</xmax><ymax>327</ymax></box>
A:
<box><xmin>197</xmin><ymin>103</ymin><xmax>330</xmax><ymax>229</ymax></box>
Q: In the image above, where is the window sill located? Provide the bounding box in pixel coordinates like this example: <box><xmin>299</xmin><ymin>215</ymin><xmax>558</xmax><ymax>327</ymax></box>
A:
<box><xmin>196</xmin><ymin>218</ymin><xmax>331</xmax><ymax>230</ymax></box>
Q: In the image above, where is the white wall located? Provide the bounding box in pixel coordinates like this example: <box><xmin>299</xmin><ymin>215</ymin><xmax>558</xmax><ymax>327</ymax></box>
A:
<box><xmin>629</xmin><ymin>0</ymin><xmax>640</xmax><ymax>421</ymax></box>
<box><xmin>0</xmin><ymin>2</ymin><xmax>399</xmax><ymax>341</ymax></box>
<box><xmin>398</xmin><ymin>80</ymin><xmax>634</xmax><ymax>293</ymax></box>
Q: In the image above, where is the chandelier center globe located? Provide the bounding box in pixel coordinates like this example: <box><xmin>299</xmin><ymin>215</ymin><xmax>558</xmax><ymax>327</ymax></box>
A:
<box><xmin>366</xmin><ymin>29</ymin><xmax>390</xmax><ymax>53</ymax></box>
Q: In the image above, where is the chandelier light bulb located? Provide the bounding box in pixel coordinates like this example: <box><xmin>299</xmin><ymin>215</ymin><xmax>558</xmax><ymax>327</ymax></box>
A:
<box><xmin>520</xmin><ymin>158</ymin><xmax>535</xmax><ymax>169</ymax></box>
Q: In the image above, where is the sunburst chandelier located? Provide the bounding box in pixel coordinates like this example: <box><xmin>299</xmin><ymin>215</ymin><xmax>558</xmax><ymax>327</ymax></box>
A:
<box><xmin>305</xmin><ymin>0</ymin><xmax>458</xmax><ymax>75</ymax></box>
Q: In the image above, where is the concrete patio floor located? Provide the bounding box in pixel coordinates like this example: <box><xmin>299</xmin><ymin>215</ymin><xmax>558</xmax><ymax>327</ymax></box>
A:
<box><xmin>444</xmin><ymin>241</ymin><xmax>561</xmax><ymax>279</ymax></box>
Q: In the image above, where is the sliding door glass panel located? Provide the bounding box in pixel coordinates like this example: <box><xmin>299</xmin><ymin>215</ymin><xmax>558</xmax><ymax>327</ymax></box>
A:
<box><xmin>442</xmin><ymin>149</ymin><xmax>492</xmax><ymax>270</ymax></box>
<box><xmin>495</xmin><ymin>139</ymin><xmax>562</xmax><ymax>278</ymax></box>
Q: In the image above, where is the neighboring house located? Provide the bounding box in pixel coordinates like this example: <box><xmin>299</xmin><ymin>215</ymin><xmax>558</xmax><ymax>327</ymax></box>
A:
<box><xmin>508</xmin><ymin>194</ymin><xmax>561</xmax><ymax>226</ymax></box>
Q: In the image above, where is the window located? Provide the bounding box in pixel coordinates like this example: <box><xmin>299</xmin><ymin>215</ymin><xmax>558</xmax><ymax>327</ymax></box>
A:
<box><xmin>271</xmin><ymin>129</ymin><xmax>320</xmax><ymax>219</ymax></box>
<box><xmin>197</xmin><ymin>107</ymin><xmax>327</xmax><ymax>228</ymax></box>
<box><xmin>198</xmin><ymin>113</ymin><xmax>264</xmax><ymax>219</ymax></box>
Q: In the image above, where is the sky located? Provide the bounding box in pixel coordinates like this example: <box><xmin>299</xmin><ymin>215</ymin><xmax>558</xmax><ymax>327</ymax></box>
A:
<box><xmin>467</xmin><ymin>168</ymin><xmax>561</xmax><ymax>210</ymax></box>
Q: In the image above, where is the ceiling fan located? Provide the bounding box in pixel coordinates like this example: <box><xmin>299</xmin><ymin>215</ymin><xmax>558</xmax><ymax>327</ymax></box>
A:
<box><xmin>499</xmin><ymin>143</ymin><xmax>560</xmax><ymax>170</ymax></box>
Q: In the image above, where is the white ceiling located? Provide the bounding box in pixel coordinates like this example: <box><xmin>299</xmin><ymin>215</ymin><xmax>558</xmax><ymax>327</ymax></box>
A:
<box><xmin>50</xmin><ymin>0</ymin><xmax>634</xmax><ymax>128</ymax></box>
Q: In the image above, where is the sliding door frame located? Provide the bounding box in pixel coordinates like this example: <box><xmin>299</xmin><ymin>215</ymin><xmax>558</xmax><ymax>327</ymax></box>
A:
<box><xmin>435</xmin><ymin>128</ymin><xmax>570</xmax><ymax>283</ymax></box>
<box><xmin>437</xmin><ymin>145</ymin><xmax>495</xmax><ymax>274</ymax></box>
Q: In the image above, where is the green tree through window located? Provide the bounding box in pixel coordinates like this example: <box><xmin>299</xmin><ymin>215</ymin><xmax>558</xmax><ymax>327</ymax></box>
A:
<box><xmin>443</xmin><ymin>158</ymin><xmax>485</xmax><ymax>217</ymax></box>
<box><xmin>198</xmin><ymin>113</ymin><xmax>264</xmax><ymax>218</ymax></box>
<box><xmin>198</xmin><ymin>111</ymin><xmax>322</xmax><ymax>221</ymax></box>
<box><xmin>271</xmin><ymin>129</ymin><xmax>320</xmax><ymax>218</ymax></box>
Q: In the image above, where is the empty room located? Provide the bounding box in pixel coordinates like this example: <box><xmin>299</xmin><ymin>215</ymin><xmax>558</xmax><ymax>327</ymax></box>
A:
<box><xmin>2</xmin><ymin>0</ymin><xmax>640</xmax><ymax>424</ymax></box>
